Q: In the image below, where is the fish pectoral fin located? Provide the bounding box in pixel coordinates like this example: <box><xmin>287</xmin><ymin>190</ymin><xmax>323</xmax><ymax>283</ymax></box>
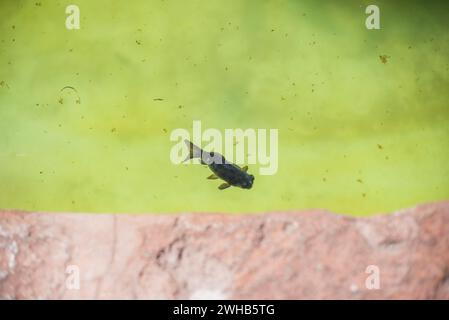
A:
<box><xmin>218</xmin><ymin>183</ymin><xmax>231</xmax><ymax>190</ymax></box>
<box><xmin>207</xmin><ymin>174</ymin><xmax>218</xmax><ymax>180</ymax></box>
<box><xmin>241</xmin><ymin>165</ymin><xmax>248</xmax><ymax>172</ymax></box>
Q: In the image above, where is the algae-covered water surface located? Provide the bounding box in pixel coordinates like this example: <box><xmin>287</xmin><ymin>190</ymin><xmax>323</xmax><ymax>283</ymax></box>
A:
<box><xmin>1</xmin><ymin>0</ymin><xmax>448</xmax><ymax>215</ymax></box>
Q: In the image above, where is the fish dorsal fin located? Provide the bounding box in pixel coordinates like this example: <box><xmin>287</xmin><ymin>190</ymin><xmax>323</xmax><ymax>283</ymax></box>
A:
<box><xmin>241</xmin><ymin>165</ymin><xmax>248</xmax><ymax>172</ymax></box>
<box><xmin>207</xmin><ymin>174</ymin><xmax>218</xmax><ymax>180</ymax></box>
<box><xmin>218</xmin><ymin>183</ymin><xmax>231</xmax><ymax>190</ymax></box>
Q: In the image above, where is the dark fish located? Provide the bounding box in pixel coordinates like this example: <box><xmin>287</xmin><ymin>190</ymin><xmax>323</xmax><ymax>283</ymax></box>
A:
<box><xmin>184</xmin><ymin>140</ymin><xmax>254</xmax><ymax>190</ymax></box>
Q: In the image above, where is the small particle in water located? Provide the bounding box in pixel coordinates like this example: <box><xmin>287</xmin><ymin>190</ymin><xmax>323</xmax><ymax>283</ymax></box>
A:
<box><xmin>35</xmin><ymin>2</ymin><xmax>42</xmax><ymax>6</ymax></box>
<box><xmin>153</xmin><ymin>98</ymin><xmax>164</xmax><ymax>101</ymax></box>
<box><xmin>162</xmin><ymin>128</ymin><xmax>167</xmax><ymax>133</ymax></box>
<box><xmin>178</xmin><ymin>105</ymin><xmax>183</xmax><ymax>109</ymax></box>
<box><xmin>357</xmin><ymin>179</ymin><xmax>363</xmax><ymax>184</ymax></box>
<box><xmin>58</xmin><ymin>98</ymin><xmax>63</xmax><ymax>104</ymax></box>
<box><xmin>379</xmin><ymin>55</ymin><xmax>390</xmax><ymax>64</ymax></box>
<box><xmin>111</xmin><ymin>128</ymin><xmax>117</xmax><ymax>133</ymax></box>
<box><xmin>136</xmin><ymin>40</ymin><xmax>141</xmax><ymax>45</ymax></box>
<box><xmin>362</xmin><ymin>193</ymin><xmax>366</xmax><ymax>198</ymax></box>
<box><xmin>377</xmin><ymin>144</ymin><xmax>383</xmax><ymax>150</ymax></box>
<box><xmin>39</xmin><ymin>171</ymin><xmax>43</xmax><ymax>174</ymax></box>
<box><xmin>0</xmin><ymin>80</ymin><xmax>10</xmax><ymax>89</ymax></box>
<box><xmin>76</xmin><ymin>98</ymin><xmax>81</xmax><ymax>104</ymax></box>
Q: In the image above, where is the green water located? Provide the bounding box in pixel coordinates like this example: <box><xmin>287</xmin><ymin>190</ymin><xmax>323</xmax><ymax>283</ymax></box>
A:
<box><xmin>1</xmin><ymin>0</ymin><xmax>448</xmax><ymax>215</ymax></box>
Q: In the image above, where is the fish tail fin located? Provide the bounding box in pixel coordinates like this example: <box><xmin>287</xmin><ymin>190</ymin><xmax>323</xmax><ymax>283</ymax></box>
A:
<box><xmin>183</xmin><ymin>139</ymin><xmax>203</xmax><ymax>162</ymax></box>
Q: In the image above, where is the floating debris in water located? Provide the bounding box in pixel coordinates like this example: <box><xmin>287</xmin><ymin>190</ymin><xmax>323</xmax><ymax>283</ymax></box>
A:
<box><xmin>61</xmin><ymin>86</ymin><xmax>77</xmax><ymax>92</ymax></box>
<box><xmin>0</xmin><ymin>80</ymin><xmax>10</xmax><ymax>89</ymax></box>
<box><xmin>377</xmin><ymin>144</ymin><xmax>383</xmax><ymax>150</ymax></box>
<box><xmin>153</xmin><ymin>98</ymin><xmax>164</xmax><ymax>101</ymax></box>
<box><xmin>60</xmin><ymin>86</ymin><xmax>81</xmax><ymax>104</ymax></box>
<box><xmin>379</xmin><ymin>54</ymin><xmax>390</xmax><ymax>64</ymax></box>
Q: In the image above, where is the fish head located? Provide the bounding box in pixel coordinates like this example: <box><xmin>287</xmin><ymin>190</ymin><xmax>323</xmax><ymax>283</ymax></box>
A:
<box><xmin>241</xmin><ymin>174</ymin><xmax>255</xmax><ymax>189</ymax></box>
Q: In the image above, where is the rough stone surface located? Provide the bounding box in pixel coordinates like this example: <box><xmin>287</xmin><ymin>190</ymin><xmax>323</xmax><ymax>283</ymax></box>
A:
<box><xmin>0</xmin><ymin>201</ymin><xmax>448</xmax><ymax>299</ymax></box>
